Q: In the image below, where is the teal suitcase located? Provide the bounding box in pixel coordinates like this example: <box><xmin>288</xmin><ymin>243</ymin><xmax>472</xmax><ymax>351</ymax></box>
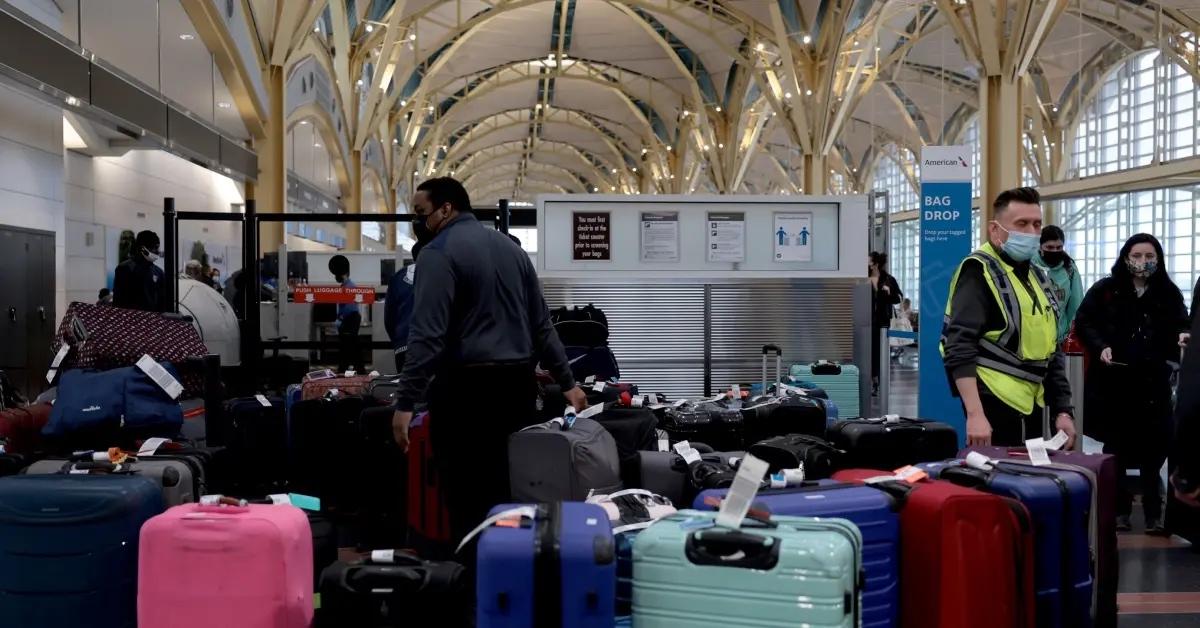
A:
<box><xmin>789</xmin><ymin>362</ymin><xmax>861</xmax><ymax>418</ymax></box>
<box><xmin>632</xmin><ymin>510</ymin><xmax>862</xmax><ymax>627</ymax></box>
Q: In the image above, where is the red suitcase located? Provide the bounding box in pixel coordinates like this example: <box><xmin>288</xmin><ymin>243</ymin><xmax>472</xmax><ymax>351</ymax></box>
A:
<box><xmin>407</xmin><ymin>412</ymin><xmax>450</xmax><ymax>548</ymax></box>
<box><xmin>834</xmin><ymin>469</ymin><xmax>1036</xmax><ymax>628</ymax></box>
<box><xmin>963</xmin><ymin>446</ymin><xmax>1119</xmax><ymax>628</ymax></box>
<box><xmin>299</xmin><ymin>375</ymin><xmax>372</xmax><ymax>401</ymax></box>
<box><xmin>0</xmin><ymin>403</ymin><xmax>51</xmax><ymax>454</ymax></box>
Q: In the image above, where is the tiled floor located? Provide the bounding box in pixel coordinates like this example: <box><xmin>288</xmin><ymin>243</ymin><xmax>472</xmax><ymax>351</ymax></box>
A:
<box><xmin>878</xmin><ymin>358</ymin><xmax>1200</xmax><ymax>626</ymax></box>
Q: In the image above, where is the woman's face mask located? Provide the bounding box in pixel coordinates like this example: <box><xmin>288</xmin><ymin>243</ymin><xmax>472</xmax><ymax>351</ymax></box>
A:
<box><xmin>1126</xmin><ymin>259</ymin><xmax>1157</xmax><ymax>278</ymax></box>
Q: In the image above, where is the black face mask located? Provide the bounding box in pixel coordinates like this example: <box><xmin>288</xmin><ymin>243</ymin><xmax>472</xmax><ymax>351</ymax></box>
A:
<box><xmin>413</xmin><ymin>217</ymin><xmax>435</xmax><ymax>243</ymax></box>
<box><xmin>1041</xmin><ymin>251</ymin><xmax>1065</xmax><ymax>267</ymax></box>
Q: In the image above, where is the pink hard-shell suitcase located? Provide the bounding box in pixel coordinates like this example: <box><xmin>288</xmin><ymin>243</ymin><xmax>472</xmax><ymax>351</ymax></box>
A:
<box><xmin>138</xmin><ymin>499</ymin><xmax>314</xmax><ymax>628</ymax></box>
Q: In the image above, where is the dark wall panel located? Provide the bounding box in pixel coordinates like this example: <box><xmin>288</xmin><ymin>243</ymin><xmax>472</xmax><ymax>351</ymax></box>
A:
<box><xmin>169</xmin><ymin>107</ymin><xmax>220</xmax><ymax>163</ymax></box>
<box><xmin>0</xmin><ymin>11</ymin><xmax>88</xmax><ymax>98</ymax></box>
<box><xmin>221</xmin><ymin>137</ymin><xmax>257</xmax><ymax>181</ymax></box>
<box><xmin>91</xmin><ymin>65</ymin><xmax>167</xmax><ymax>137</ymax></box>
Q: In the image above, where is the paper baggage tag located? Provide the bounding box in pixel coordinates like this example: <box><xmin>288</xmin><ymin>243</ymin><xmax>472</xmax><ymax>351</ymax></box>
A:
<box><xmin>584</xmin><ymin>375</ymin><xmax>596</xmax><ymax>385</ymax></box>
<box><xmin>731</xmin><ymin>384</ymin><xmax>740</xmax><ymax>398</ymax></box>
<box><xmin>370</xmin><ymin>549</ymin><xmax>396</xmax><ymax>564</ymax></box>
<box><xmin>592</xmin><ymin>381</ymin><xmax>606</xmax><ymax>392</ymax></box>
<box><xmin>345</xmin><ymin>370</ymin><xmax>356</xmax><ymax>377</ymax></box>
<box><xmin>631</xmin><ymin>395</ymin><xmax>644</xmax><ymax>408</ymax></box>
<box><xmin>136</xmin><ymin>355</ymin><xmax>183</xmax><ymax>400</ymax></box>
<box><xmin>964</xmin><ymin>451</ymin><xmax>994</xmax><ymax>470</ymax></box>
<box><xmin>46</xmin><ymin>345</ymin><xmax>71</xmax><ymax>383</ymax></box>
<box><xmin>577</xmin><ymin>404</ymin><xmax>604</xmax><ymax>420</ymax></box>
<box><xmin>657</xmin><ymin>439</ymin><xmax>669</xmax><ymax>452</ymax></box>
<box><xmin>1024</xmin><ymin>438</ymin><xmax>1052</xmax><ymax>466</ymax></box>
<box><xmin>673</xmin><ymin>441</ymin><xmax>701</xmax><ymax>464</ymax></box>
<box><xmin>672</xmin><ymin>399</ymin><xmax>688</xmax><ymax>408</ymax></box>
<box><xmin>715</xmin><ymin>454</ymin><xmax>769</xmax><ymax>529</ymax></box>
<box><xmin>254</xmin><ymin>394</ymin><xmax>272</xmax><ymax>407</ymax></box>
<box><xmin>892</xmin><ymin>465</ymin><xmax>928</xmax><ymax>484</ymax></box>
<box><xmin>138</xmin><ymin>437</ymin><xmax>169</xmax><ymax>456</ymax></box>
<box><xmin>1045</xmin><ymin>430</ymin><xmax>1069</xmax><ymax>451</ymax></box>
<box><xmin>267</xmin><ymin>494</ymin><xmax>292</xmax><ymax>505</ymax></box>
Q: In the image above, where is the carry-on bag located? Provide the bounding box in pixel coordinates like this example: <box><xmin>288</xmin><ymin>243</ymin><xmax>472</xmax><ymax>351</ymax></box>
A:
<box><xmin>747</xmin><ymin>433</ymin><xmax>842</xmax><ymax>478</ymax></box>
<box><xmin>508</xmin><ymin>415</ymin><xmax>623</xmax><ymax>503</ymax></box>
<box><xmin>826</xmin><ymin>416</ymin><xmax>958</xmax><ymax>470</ymax></box>
<box><xmin>301</xmin><ymin>374</ymin><xmax>374</xmax><ymax>401</ymax></box>
<box><xmin>963</xmin><ymin>446</ymin><xmax>1118</xmax><ymax>627</ymax></box>
<box><xmin>567</xmin><ymin>346</ymin><xmax>621</xmax><ymax>383</ymax></box>
<box><xmin>551</xmin><ymin>304</ymin><xmax>610</xmax><ymax>347</ymax></box>
<box><xmin>25</xmin><ymin>456</ymin><xmax>197</xmax><ymax>506</ymax></box>
<box><xmin>693</xmin><ymin>480</ymin><xmax>900</xmax><ymax>628</ymax></box>
<box><xmin>0</xmin><ymin>472</ymin><xmax>164</xmax><ymax>627</ymax></box>
<box><xmin>365</xmin><ymin>374</ymin><xmax>402</xmax><ymax>405</ymax></box>
<box><xmin>138</xmin><ymin>498</ymin><xmax>314</xmax><ymax>628</ymax></box>
<box><xmin>218</xmin><ymin>395</ymin><xmax>288</xmax><ymax>494</ymax></box>
<box><xmin>632</xmin><ymin>509</ymin><xmax>862</xmax><ymax>627</ymax></box>
<box><xmin>52</xmin><ymin>301</ymin><xmax>209</xmax><ymax>395</ymax></box>
<box><xmin>738</xmin><ymin>395</ymin><xmax>828</xmax><ymax>443</ymax></box>
<box><xmin>655</xmin><ymin>401</ymin><xmax>744</xmax><ymax>451</ymax></box>
<box><xmin>923</xmin><ymin>456</ymin><xmax>1094</xmax><ymax>628</ymax></box>
<box><xmin>833</xmin><ymin>469</ymin><xmax>1036</xmax><ymax>628</ymax></box>
<box><xmin>317</xmin><ymin>550</ymin><xmax>468</xmax><ymax>627</ymax></box>
<box><xmin>476</xmin><ymin>502</ymin><xmax>616</xmax><ymax>628</ymax></box>
<box><xmin>584</xmin><ymin>379</ymin><xmax>637</xmax><ymax>406</ymax></box>
<box><xmin>44</xmin><ymin>365</ymin><xmax>184</xmax><ymax>445</ymax></box>
<box><xmin>593</xmin><ymin>403</ymin><xmax>658</xmax><ymax>487</ymax></box>
<box><xmin>789</xmin><ymin>361</ymin><xmax>861</xmax><ymax>417</ymax></box>
<box><xmin>288</xmin><ymin>395</ymin><xmax>373</xmax><ymax>509</ymax></box>
<box><xmin>637</xmin><ymin>446</ymin><xmax>745</xmax><ymax>508</ymax></box>
<box><xmin>0</xmin><ymin>402</ymin><xmax>51</xmax><ymax>454</ymax></box>
<box><xmin>408</xmin><ymin>412</ymin><xmax>451</xmax><ymax>546</ymax></box>
<box><xmin>354</xmin><ymin>405</ymin><xmax>408</xmax><ymax>547</ymax></box>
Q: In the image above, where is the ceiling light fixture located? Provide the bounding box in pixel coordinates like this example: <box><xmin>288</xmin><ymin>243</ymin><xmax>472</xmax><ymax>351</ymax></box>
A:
<box><xmin>393</xmin><ymin>138</ymin><xmax>399</xmax><ymax>144</ymax></box>
<box><xmin>179</xmin><ymin>34</ymin><xmax>195</xmax><ymax>41</ymax></box>
<box><xmin>611</xmin><ymin>168</ymin><xmax>617</xmax><ymax>174</ymax></box>
<box><xmin>217</xmin><ymin>101</ymin><xmax>232</xmax><ymax>109</ymax></box>
<box><xmin>314</xmin><ymin>26</ymin><xmax>320</xmax><ymax>33</ymax></box>
<box><xmin>715</xmin><ymin>106</ymin><xmax>722</xmax><ymax>112</ymax></box>
<box><xmin>65</xmin><ymin>95</ymin><xmax>79</xmax><ymax>106</ymax></box>
<box><xmin>806</xmin><ymin>89</ymin><xmax>813</xmax><ymax>96</ymax></box>
<box><xmin>756</xmin><ymin>42</ymin><xmax>765</xmax><ymax>52</ymax></box>
<box><xmin>409</xmin><ymin>33</ymin><xmax>417</xmax><ymax>41</ymax></box>
<box><xmin>365</xmin><ymin>24</ymin><xmax>374</xmax><ymax>33</ymax></box>
<box><xmin>785</xmin><ymin>92</ymin><xmax>792</xmax><ymax>99</ymax></box>
<box><xmin>314</xmin><ymin>143</ymin><xmax>322</xmax><ymax>148</ymax></box>
<box><xmin>718</xmin><ymin>143</ymin><xmax>724</xmax><ymax>148</ymax></box>
<box><xmin>400</xmin><ymin>99</ymin><xmax>407</xmax><ymax>107</ymax></box>
<box><xmin>299</xmin><ymin>120</ymin><xmax>309</xmax><ymax>125</ymax></box>
<box><xmin>632</xmin><ymin>167</ymin><xmax>638</xmax><ymax>172</ymax></box>
<box><xmin>802</xmin><ymin>34</ymin><xmax>812</xmax><ymax>44</ymax></box>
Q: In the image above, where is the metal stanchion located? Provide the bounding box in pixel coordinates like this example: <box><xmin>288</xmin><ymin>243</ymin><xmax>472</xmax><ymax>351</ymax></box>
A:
<box><xmin>879</xmin><ymin>328</ymin><xmax>891</xmax><ymax>415</ymax></box>
<box><xmin>1065</xmin><ymin>352</ymin><xmax>1086</xmax><ymax>450</ymax></box>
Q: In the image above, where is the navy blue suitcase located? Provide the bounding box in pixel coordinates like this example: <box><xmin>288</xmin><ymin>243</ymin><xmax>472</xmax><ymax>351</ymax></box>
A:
<box><xmin>921</xmin><ymin>459</ymin><xmax>1093</xmax><ymax>628</ymax></box>
<box><xmin>693</xmin><ymin>480</ymin><xmax>900</xmax><ymax>628</ymax></box>
<box><xmin>477</xmin><ymin>502</ymin><xmax>616</xmax><ymax>628</ymax></box>
<box><xmin>0</xmin><ymin>473</ymin><xmax>164</xmax><ymax>627</ymax></box>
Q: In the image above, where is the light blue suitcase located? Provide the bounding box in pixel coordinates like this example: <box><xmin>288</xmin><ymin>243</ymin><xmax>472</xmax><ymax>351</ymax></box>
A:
<box><xmin>789</xmin><ymin>362</ymin><xmax>861</xmax><ymax>418</ymax></box>
<box><xmin>633</xmin><ymin>510</ymin><xmax>862</xmax><ymax>627</ymax></box>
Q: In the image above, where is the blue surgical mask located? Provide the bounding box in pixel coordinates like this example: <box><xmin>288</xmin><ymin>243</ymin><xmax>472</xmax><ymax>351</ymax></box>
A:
<box><xmin>995</xmin><ymin>223</ymin><xmax>1039</xmax><ymax>262</ymax></box>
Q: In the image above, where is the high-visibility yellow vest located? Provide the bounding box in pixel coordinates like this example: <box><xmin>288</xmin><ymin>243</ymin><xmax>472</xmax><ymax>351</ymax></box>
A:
<box><xmin>942</xmin><ymin>243</ymin><xmax>1059</xmax><ymax>414</ymax></box>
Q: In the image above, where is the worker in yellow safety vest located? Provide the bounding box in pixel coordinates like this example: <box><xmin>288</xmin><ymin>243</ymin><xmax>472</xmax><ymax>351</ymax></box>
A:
<box><xmin>941</xmin><ymin>187</ymin><xmax>1078</xmax><ymax>448</ymax></box>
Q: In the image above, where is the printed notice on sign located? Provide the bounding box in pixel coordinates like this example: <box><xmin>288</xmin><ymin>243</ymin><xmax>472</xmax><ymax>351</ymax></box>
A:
<box><xmin>639</xmin><ymin>212</ymin><xmax>679</xmax><ymax>263</ymax></box>
<box><xmin>773</xmin><ymin>213</ymin><xmax>813</xmax><ymax>262</ymax></box>
<box><xmin>707</xmin><ymin>212</ymin><xmax>745</xmax><ymax>263</ymax></box>
<box><xmin>573</xmin><ymin>212</ymin><xmax>611</xmax><ymax>261</ymax></box>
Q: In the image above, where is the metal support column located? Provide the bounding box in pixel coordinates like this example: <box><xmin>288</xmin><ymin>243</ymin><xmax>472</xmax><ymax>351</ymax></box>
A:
<box><xmin>163</xmin><ymin>197</ymin><xmax>178</xmax><ymax>312</ymax></box>
<box><xmin>243</xmin><ymin>199</ymin><xmax>260</xmax><ymax>384</ymax></box>
<box><xmin>498</xmin><ymin>198</ymin><xmax>510</xmax><ymax>234</ymax></box>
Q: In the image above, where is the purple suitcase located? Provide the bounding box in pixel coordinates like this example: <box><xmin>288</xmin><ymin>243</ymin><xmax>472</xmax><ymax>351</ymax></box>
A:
<box><xmin>962</xmin><ymin>446</ymin><xmax>1118</xmax><ymax>628</ymax></box>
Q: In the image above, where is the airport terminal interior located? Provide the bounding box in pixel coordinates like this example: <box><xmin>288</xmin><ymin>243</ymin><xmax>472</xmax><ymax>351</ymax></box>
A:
<box><xmin>1</xmin><ymin>0</ymin><xmax>1199</xmax><ymax>626</ymax></box>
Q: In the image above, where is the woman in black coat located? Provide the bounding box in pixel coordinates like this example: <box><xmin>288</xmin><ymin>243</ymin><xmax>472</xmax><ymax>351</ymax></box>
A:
<box><xmin>869</xmin><ymin>252</ymin><xmax>902</xmax><ymax>393</ymax></box>
<box><xmin>1074</xmin><ymin>233</ymin><xmax>1190</xmax><ymax>533</ymax></box>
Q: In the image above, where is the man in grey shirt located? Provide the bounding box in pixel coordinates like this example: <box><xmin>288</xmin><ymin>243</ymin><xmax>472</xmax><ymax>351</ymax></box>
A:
<box><xmin>391</xmin><ymin>177</ymin><xmax>586</xmax><ymax>544</ymax></box>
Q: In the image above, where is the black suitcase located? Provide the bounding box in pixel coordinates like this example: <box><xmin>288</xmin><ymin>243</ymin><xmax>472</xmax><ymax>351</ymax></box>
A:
<box><xmin>0</xmin><ymin>452</ymin><xmax>30</xmax><ymax>477</ymax></box>
<box><xmin>637</xmin><ymin>445</ymin><xmax>746</xmax><ymax>508</ymax></box>
<box><xmin>218</xmin><ymin>396</ymin><xmax>289</xmax><ymax>495</ymax></box>
<box><xmin>355</xmin><ymin>406</ymin><xmax>408</xmax><ymax>548</ymax></box>
<box><xmin>736</xmin><ymin>395</ymin><xmax>827</xmax><ymax>444</ymax></box>
<box><xmin>288</xmin><ymin>396</ymin><xmax>375</xmax><ymax>510</ymax></box>
<box><xmin>316</xmin><ymin>552</ymin><xmax>468</xmax><ymax>628</ymax></box>
<box><xmin>594</xmin><ymin>403</ymin><xmax>658</xmax><ymax>487</ymax></box>
<box><xmin>747</xmin><ymin>433</ymin><xmax>842</xmax><ymax>478</ymax></box>
<box><xmin>655</xmin><ymin>401</ymin><xmax>744</xmax><ymax>451</ymax></box>
<box><xmin>826</xmin><ymin>416</ymin><xmax>958</xmax><ymax>471</ymax></box>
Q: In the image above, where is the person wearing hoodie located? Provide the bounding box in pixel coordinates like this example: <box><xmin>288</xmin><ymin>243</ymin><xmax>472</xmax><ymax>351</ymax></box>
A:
<box><xmin>1034</xmin><ymin>225</ymin><xmax>1085</xmax><ymax>343</ymax></box>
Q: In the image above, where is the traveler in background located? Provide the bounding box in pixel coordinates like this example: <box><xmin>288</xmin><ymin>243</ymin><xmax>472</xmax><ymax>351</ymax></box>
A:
<box><xmin>942</xmin><ymin>187</ymin><xmax>1076</xmax><ymax>448</ymax></box>
<box><xmin>900</xmin><ymin>298</ymin><xmax>916</xmax><ymax>325</ymax></box>
<box><xmin>1074</xmin><ymin>233</ymin><xmax>1189</xmax><ymax>533</ymax></box>
<box><xmin>390</xmin><ymin>176</ymin><xmax>586</xmax><ymax>548</ymax></box>
<box><xmin>869</xmin><ymin>252</ymin><xmax>902</xmax><ymax>394</ymax></box>
<box><xmin>1034</xmin><ymin>225</ymin><xmax>1084</xmax><ymax>343</ymax></box>
<box><xmin>384</xmin><ymin>239</ymin><xmax>427</xmax><ymax>373</ymax></box>
<box><xmin>209</xmin><ymin>268</ymin><xmax>223</xmax><ymax>294</ymax></box>
<box><xmin>1172</xmin><ymin>275</ymin><xmax>1200</xmax><ymax>508</ymax></box>
<box><xmin>96</xmin><ymin>288</ymin><xmax>112</xmax><ymax>305</ymax></box>
<box><xmin>113</xmin><ymin>230</ymin><xmax>165</xmax><ymax>312</ymax></box>
<box><xmin>328</xmin><ymin>255</ymin><xmax>362</xmax><ymax>373</ymax></box>
<box><xmin>184</xmin><ymin>260</ymin><xmax>205</xmax><ymax>282</ymax></box>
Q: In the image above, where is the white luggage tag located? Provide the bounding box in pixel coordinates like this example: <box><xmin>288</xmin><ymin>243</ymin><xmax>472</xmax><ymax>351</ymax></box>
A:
<box><xmin>673</xmin><ymin>441</ymin><xmax>701</xmax><ymax>465</ymax></box>
<box><xmin>370</xmin><ymin>549</ymin><xmax>396</xmax><ymax>564</ymax></box>
<box><xmin>254</xmin><ymin>394</ymin><xmax>272</xmax><ymax>407</ymax></box>
<box><xmin>136</xmin><ymin>355</ymin><xmax>183</xmax><ymax>400</ymax></box>
<box><xmin>455</xmin><ymin>505</ymin><xmax>539</xmax><ymax>554</ymax></box>
<box><xmin>715</xmin><ymin>454</ymin><xmax>769</xmax><ymax>529</ymax></box>
<box><xmin>46</xmin><ymin>344</ymin><xmax>71</xmax><ymax>383</ymax></box>
<box><xmin>1024</xmin><ymin>438</ymin><xmax>1052</xmax><ymax>466</ymax></box>
<box><xmin>577</xmin><ymin>404</ymin><xmax>604</xmax><ymax>420</ymax></box>
<box><xmin>592</xmin><ymin>381</ymin><xmax>606</xmax><ymax>392</ymax></box>
<box><xmin>1045</xmin><ymin>430</ymin><xmax>1069</xmax><ymax>451</ymax></box>
<box><xmin>964</xmin><ymin>451</ymin><xmax>995</xmax><ymax>471</ymax></box>
<box><xmin>138</xmin><ymin>437</ymin><xmax>169</xmax><ymax>456</ymax></box>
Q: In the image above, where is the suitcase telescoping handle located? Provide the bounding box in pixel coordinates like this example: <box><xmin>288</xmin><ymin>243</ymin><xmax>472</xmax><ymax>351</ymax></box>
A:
<box><xmin>762</xmin><ymin>344</ymin><xmax>782</xmax><ymax>394</ymax></box>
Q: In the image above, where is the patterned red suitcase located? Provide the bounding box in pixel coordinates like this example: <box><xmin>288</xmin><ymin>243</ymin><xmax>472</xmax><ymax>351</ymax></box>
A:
<box><xmin>52</xmin><ymin>302</ymin><xmax>208</xmax><ymax>395</ymax></box>
<box><xmin>834</xmin><ymin>469</ymin><xmax>1037</xmax><ymax>628</ymax></box>
<box><xmin>299</xmin><ymin>375</ymin><xmax>373</xmax><ymax>401</ymax></box>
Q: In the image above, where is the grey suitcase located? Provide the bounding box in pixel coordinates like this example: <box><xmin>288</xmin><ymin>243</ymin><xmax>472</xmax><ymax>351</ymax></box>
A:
<box><xmin>24</xmin><ymin>458</ymin><xmax>196</xmax><ymax>506</ymax></box>
<box><xmin>508</xmin><ymin>415</ymin><xmax>622</xmax><ymax>502</ymax></box>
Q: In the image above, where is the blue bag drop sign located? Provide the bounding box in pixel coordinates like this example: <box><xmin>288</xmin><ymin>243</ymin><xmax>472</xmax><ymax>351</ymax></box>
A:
<box><xmin>918</xmin><ymin>146</ymin><xmax>973</xmax><ymax>445</ymax></box>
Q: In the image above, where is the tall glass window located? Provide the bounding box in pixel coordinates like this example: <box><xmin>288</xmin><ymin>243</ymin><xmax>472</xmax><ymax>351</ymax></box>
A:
<box><xmin>874</xmin><ymin>146</ymin><xmax>919</xmax><ymax>214</ymax></box>
<box><xmin>890</xmin><ymin>219</ymin><xmax>921</xmax><ymax>310</ymax></box>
